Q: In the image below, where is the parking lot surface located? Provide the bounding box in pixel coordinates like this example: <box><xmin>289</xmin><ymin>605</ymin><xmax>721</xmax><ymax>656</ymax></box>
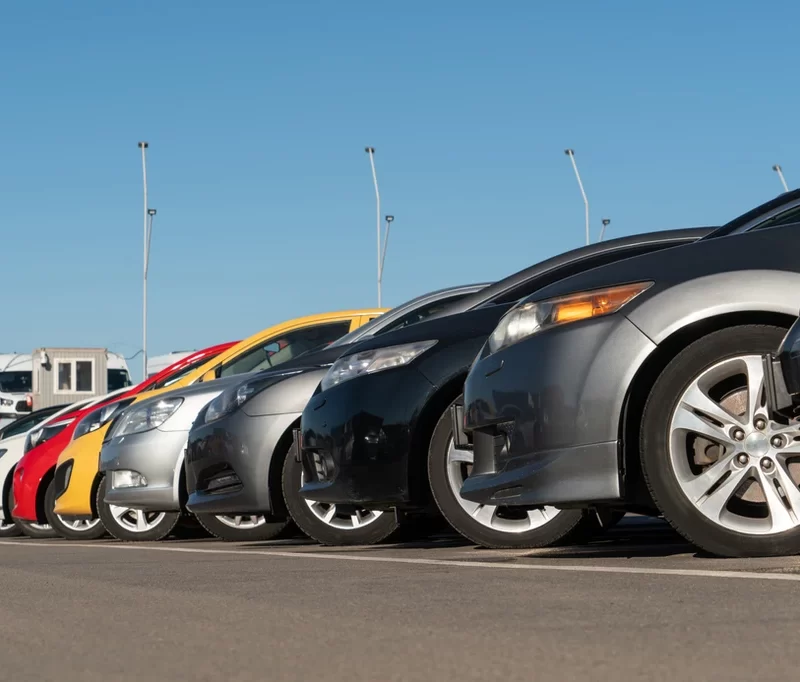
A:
<box><xmin>2</xmin><ymin>517</ymin><xmax>800</xmax><ymax>682</ymax></box>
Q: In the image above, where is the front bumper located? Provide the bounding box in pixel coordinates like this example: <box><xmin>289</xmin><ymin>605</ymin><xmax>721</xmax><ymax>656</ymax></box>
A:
<box><xmin>186</xmin><ymin>409</ymin><xmax>300</xmax><ymax>516</ymax></box>
<box><xmin>99</xmin><ymin>428</ymin><xmax>189</xmax><ymax>511</ymax></box>
<box><xmin>299</xmin><ymin>366</ymin><xmax>436</xmax><ymax>510</ymax></box>
<box><xmin>53</xmin><ymin>427</ymin><xmax>108</xmax><ymax>518</ymax></box>
<box><xmin>460</xmin><ymin>315</ymin><xmax>655</xmax><ymax>508</ymax></box>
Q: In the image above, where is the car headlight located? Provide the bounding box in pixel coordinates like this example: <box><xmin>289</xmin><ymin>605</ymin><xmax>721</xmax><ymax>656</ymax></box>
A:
<box><xmin>109</xmin><ymin>398</ymin><xmax>184</xmax><ymax>437</ymax></box>
<box><xmin>320</xmin><ymin>340</ymin><xmax>437</xmax><ymax>392</ymax></box>
<box><xmin>24</xmin><ymin>418</ymin><xmax>74</xmax><ymax>453</ymax></box>
<box><xmin>73</xmin><ymin>398</ymin><xmax>135</xmax><ymax>441</ymax></box>
<box><xmin>204</xmin><ymin>372</ymin><xmax>301</xmax><ymax>425</ymax></box>
<box><xmin>487</xmin><ymin>282</ymin><xmax>653</xmax><ymax>355</ymax></box>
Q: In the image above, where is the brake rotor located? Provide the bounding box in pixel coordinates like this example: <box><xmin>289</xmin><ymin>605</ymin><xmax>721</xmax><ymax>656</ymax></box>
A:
<box><xmin>692</xmin><ymin>388</ymin><xmax>800</xmax><ymax>503</ymax></box>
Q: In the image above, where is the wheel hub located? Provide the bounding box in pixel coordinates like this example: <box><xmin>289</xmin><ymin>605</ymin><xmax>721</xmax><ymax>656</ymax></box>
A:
<box><xmin>744</xmin><ymin>432</ymin><xmax>770</xmax><ymax>457</ymax></box>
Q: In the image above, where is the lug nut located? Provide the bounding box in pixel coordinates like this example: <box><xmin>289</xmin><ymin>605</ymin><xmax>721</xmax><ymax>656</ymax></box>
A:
<box><xmin>771</xmin><ymin>435</ymin><xmax>785</xmax><ymax>448</ymax></box>
<box><xmin>761</xmin><ymin>457</ymin><xmax>774</xmax><ymax>472</ymax></box>
<box><xmin>732</xmin><ymin>428</ymin><xmax>746</xmax><ymax>441</ymax></box>
<box><xmin>736</xmin><ymin>453</ymin><xmax>749</xmax><ymax>466</ymax></box>
<box><xmin>755</xmin><ymin>418</ymin><xmax>767</xmax><ymax>431</ymax></box>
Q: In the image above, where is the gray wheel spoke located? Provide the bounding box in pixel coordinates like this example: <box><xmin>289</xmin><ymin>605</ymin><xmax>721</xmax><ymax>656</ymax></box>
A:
<box><xmin>471</xmin><ymin>504</ymin><xmax>496</xmax><ymax>526</ymax></box>
<box><xmin>672</xmin><ymin>393</ymin><xmax>737</xmax><ymax>445</ymax></box>
<box><xmin>693</xmin><ymin>461</ymin><xmax>750</xmax><ymax>520</ymax></box>
<box><xmin>448</xmin><ymin>448</ymin><xmax>474</xmax><ymax>464</ymax></box>
<box><xmin>679</xmin><ymin>452</ymin><xmax>738</xmax><ymax>502</ymax></box>
<box><xmin>136</xmin><ymin>511</ymin><xmax>148</xmax><ymax>532</ymax></box>
<box><xmin>741</xmin><ymin>356</ymin><xmax>766</xmax><ymax>425</ymax></box>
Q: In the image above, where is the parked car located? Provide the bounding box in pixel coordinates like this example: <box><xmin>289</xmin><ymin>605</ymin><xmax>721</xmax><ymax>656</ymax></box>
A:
<box><xmin>10</xmin><ymin>391</ymin><xmax>129</xmax><ymax>538</ymax></box>
<box><xmin>0</xmin><ymin>403</ymin><xmax>72</xmax><ymax>536</ymax></box>
<box><xmin>296</xmin><ymin>227</ymin><xmax>712</xmax><ymax>546</ymax></box>
<box><xmin>93</xmin><ymin>309</ymin><xmax>385</xmax><ymax>542</ymax></box>
<box><xmin>183</xmin><ymin>284</ymin><xmax>489</xmax><ymax>541</ymax></box>
<box><xmin>49</xmin><ymin>342</ymin><xmax>239</xmax><ymax>539</ymax></box>
<box><xmin>459</xmin><ymin>189</ymin><xmax>800</xmax><ymax>557</ymax></box>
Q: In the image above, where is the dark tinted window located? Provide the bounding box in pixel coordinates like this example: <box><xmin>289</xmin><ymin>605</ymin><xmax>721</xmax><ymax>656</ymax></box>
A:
<box><xmin>107</xmin><ymin>369</ymin><xmax>132</xmax><ymax>392</ymax></box>
<box><xmin>0</xmin><ymin>407</ymin><xmax>62</xmax><ymax>440</ymax></box>
<box><xmin>219</xmin><ymin>321</ymin><xmax>352</xmax><ymax>378</ymax></box>
<box><xmin>376</xmin><ymin>293</ymin><xmax>470</xmax><ymax>335</ymax></box>
<box><xmin>489</xmin><ymin>241</ymin><xmax>682</xmax><ymax>305</ymax></box>
<box><xmin>0</xmin><ymin>371</ymin><xmax>32</xmax><ymax>393</ymax></box>
<box><xmin>749</xmin><ymin>205</ymin><xmax>800</xmax><ymax>232</ymax></box>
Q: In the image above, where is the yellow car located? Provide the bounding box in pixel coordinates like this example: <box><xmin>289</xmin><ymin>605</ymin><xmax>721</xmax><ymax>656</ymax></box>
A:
<box><xmin>52</xmin><ymin>309</ymin><xmax>384</xmax><ymax>529</ymax></box>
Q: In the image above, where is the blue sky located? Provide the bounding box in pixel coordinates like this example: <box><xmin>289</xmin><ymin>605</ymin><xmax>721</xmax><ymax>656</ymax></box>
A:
<box><xmin>1</xmin><ymin>0</ymin><xmax>798</xmax><ymax>380</ymax></box>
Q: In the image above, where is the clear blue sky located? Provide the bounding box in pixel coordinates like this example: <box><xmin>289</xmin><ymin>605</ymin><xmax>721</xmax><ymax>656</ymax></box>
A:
<box><xmin>2</xmin><ymin>0</ymin><xmax>798</xmax><ymax>380</ymax></box>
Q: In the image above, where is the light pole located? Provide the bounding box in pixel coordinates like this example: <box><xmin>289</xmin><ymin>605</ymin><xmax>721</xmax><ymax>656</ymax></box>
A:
<box><xmin>378</xmin><ymin>215</ymin><xmax>394</xmax><ymax>301</ymax></box>
<box><xmin>365</xmin><ymin>146</ymin><xmax>382</xmax><ymax>306</ymax></box>
<box><xmin>564</xmin><ymin>149</ymin><xmax>590</xmax><ymax>246</ymax></box>
<box><xmin>138</xmin><ymin>141</ymin><xmax>149</xmax><ymax>380</ymax></box>
<box><xmin>773</xmin><ymin>164</ymin><xmax>789</xmax><ymax>193</ymax></box>
<box><xmin>600</xmin><ymin>218</ymin><xmax>610</xmax><ymax>241</ymax></box>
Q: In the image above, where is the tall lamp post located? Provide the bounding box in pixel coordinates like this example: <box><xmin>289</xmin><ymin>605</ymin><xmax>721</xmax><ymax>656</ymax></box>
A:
<box><xmin>773</xmin><ymin>164</ymin><xmax>789</xmax><ymax>193</ymax></box>
<box><xmin>600</xmin><ymin>218</ymin><xmax>611</xmax><ymax>241</ymax></box>
<box><xmin>365</xmin><ymin>146</ymin><xmax>383</xmax><ymax>306</ymax></box>
<box><xmin>564</xmin><ymin>149</ymin><xmax>590</xmax><ymax>246</ymax></box>
<box><xmin>378</xmin><ymin>215</ymin><xmax>394</xmax><ymax>302</ymax></box>
<box><xmin>138</xmin><ymin>141</ymin><xmax>150</xmax><ymax>380</ymax></box>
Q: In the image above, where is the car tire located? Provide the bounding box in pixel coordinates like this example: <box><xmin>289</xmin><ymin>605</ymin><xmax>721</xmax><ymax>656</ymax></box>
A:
<box><xmin>640</xmin><ymin>324</ymin><xmax>800</xmax><ymax>558</ymax></box>
<box><xmin>282</xmin><ymin>443</ymin><xmax>401</xmax><ymax>546</ymax></box>
<box><xmin>0</xmin><ymin>478</ymin><xmax>22</xmax><ymax>538</ymax></box>
<box><xmin>428</xmin><ymin>397</ymin><xmax>597</xmax><ymax>548</ymax></box>
<box><xmin>9</xmin><ymin>487</ymin><xmax>58</xmax><ymax>539</ymax></box>
<box><xmin>43</xmin><ymin>479</ymin><xmax>107</xmax><ymax>541</ymax></box>
<box><xmin>194</xmin><ymin>512</ymin><xmax>289</xmax><ymax>542</ymax></box>
<box><xmin>96</xmin><ymin>476</ymin><xmax>181</xmax><ymax>542</ymax></box>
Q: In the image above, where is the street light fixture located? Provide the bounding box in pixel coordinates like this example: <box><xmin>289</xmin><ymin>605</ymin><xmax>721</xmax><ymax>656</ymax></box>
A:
<box><xmin>365</xmin><ymin>146</ymin><xmax>383</xmax><ymax>306</ymax></box>
<box><xmin>564</xmin><ymin>149</ymin><xmax>590</xmax><ymax>246</ymax></box>
<box><xmin>378</xmin><ymin>215</ymin><xmax>394</xmax><ymax>299</ymax></box>
<box><xmin>600</xmin><ymin>218</ymin><xmax>610</xmax><ymax>242</ymax></box>
<box><xmin>138</xmin><ymin>141</ymin><xmax>150</xmax><ymax>380</ymax></box>
<box><xmin>773</xmin><ymin>164</ymin><xmax>789</xmax><ymax>193</ymax></box>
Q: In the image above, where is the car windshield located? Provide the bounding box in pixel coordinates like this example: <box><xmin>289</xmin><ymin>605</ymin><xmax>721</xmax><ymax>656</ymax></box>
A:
<box><xmin>0</xmin><ymin>371</ymin><xmax>32</xmax><ymax>394</ymax></box>
<box><xmin>148</xmin><ymin>355</ymin><xmax>221</xmax><ymax>390</ymax></box>
<box><xmin>107</xmin><ymin>369</ymin><xmax>132</xmax><ymax>392</ymax></box>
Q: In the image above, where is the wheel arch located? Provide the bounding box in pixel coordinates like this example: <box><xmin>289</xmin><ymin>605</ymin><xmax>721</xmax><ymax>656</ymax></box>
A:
<box><xmin>35</xmin><ymin>467</ymin><xmax>55</xmax><ymax>524</ymax></box>
<box><xmin>619</xmin><ymin>310</ymin><xmax>797</xmax><ymax>510</ymax></box>
<box><xmin>406</xmin><ymin>374</ymin><xmax>467</xmax><ymax>508</ymax></box>
<box><xmin>268</xmin><ymin>417</ymin><xmax>300</xmax><ymax>519</ymax></box>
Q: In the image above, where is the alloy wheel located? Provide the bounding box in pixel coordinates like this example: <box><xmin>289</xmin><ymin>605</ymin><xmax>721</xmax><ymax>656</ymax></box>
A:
<box><xmin>445</xmin><ymin>437</ymin><xmax>561</xmax><ymax>532</ymax></box>
<box><xmin>300</xmin><ymin>471</ymin><xmax>383</xmax><ymax>530</ymax></box>
<box><xmin>668</xmin><ymin>354</ymin><xmax>800</xmax><ymax>535</ymax></box>
<box><xmin>215</xmin><ymin>515</ymin><xmax>266</xmax><ymax>530</ymax></box>
<box><xmin>57</xmin><ymin>516</ymin><xmax>102</xmax><ymax>532</ymax></box>
<box><xmin>107</xmin><ymin>505</ymin><xmax>168</xmax><ymax>534</ymax></box>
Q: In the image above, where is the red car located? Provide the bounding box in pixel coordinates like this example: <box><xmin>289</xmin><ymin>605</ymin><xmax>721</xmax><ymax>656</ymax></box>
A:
<box><xmin>11</xmin><ymin>342</ymin><xmax>238</xmax><ymax>539</ymax></box>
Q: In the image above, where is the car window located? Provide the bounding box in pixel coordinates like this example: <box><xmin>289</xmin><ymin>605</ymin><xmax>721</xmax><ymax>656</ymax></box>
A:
<box><xmin>375</xmin><ymin>293</ymin><xmax>471</xmax><ymax>335</ymax></box>
<box><xmin>107</xmin><ymin>369</ymin><xmax>132</xmax><ymax>392</ymax></box>
<box><xmin>749</xmin><ymin>205</ymin><xmax>800</xmax><ymax>232</ymax></box>
<box><xmin>0</xmin><ymin>408</ymin><xmax>58</xmax><ymax>440</ymax></box>
<box><xmin>488</xmin><ymin>241</ymin><xmax>682</xmax><ymax>305</ymax></box>
<box><xmin>148</xmin><ymin>355</ymin><xmax>216</xmax><ymax>391</ymax></box>
<box><xmin>219</xmin><ymin>321</ymin><xmax>352</xmax><ymax>378</ymax></box>
<box><xmin>0</xmin><ymin>371</ymin><xmax>32</xmax><ymax>393</ymax></box>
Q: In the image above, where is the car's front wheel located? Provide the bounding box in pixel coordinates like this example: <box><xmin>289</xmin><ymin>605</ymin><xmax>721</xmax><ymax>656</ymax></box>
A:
<box><xmin>44</xmin><ymin>479</ymin><xmax>106</xmax><ymax>540</ymax></box>
<box><xmin>641</xmin><ymin>324</ymin><xmax>800</xmax><ymax>558</ymax></box>
<box><xmin>282</xmin><ymin>444</ymin><xmax>401</xmax><ymax>545</ymax></box>
<box><xmin>8</xmin><ymin>487</ymin><xmax>58</xmax><ymax>539</ymax></box>
<box><xmin>96</xmin><ymin>477</ymin><xmax>181</xmax><ymax>542</ymax></box>
<box><xmin>194</xmin><ymin>512</ymin><xmax>289</xmax><ymax>542</ymax></box>
<box><xmin>428</xmin><ymin>398</ymin><xmax>598</xmax><ymax>548</ymax></box>
<box><xmin>0</xmin><ymin>479</ymin><xmax>22</xmax><ymax>538</ymax></box>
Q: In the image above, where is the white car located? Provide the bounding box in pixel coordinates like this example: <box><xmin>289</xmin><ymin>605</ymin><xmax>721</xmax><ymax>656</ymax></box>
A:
<box><xmin>0</xmin><ymin>352</ymin><xmax>133</xmax><ymax>426</ymax></box>
<box><xmin>0</xmin><ymin>395</ymin><xmax>115</xmax><ymax>538</ymax></box>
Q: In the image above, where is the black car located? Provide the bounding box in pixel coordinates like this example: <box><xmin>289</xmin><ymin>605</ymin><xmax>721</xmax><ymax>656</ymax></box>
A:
<box><xmin>460</xmin><ymin>189</ymin><xmax>800</xmax><ymax>557</ymax></box>
<box><xmin>296</xmin><ymin>227</ymin><xmax>711</xmax><ymax>546</ymax></box>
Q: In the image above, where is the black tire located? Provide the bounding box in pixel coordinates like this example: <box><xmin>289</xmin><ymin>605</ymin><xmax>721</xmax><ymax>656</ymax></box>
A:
<box><xmin>44</xmin><ymin>479</ymin><xmax>107</xmax><ymax>541</ymax></box>
<box><xmin>0</xmin><ymin>476</ymin><xmax>22</xmax><ymax>538</ymax></box>
<box><xmin>9</xmin><ymin>486</ymin><xmax>58</xmax><ymax>539</ymax></box>
<box><xmin>641</xmin><ymin>324</ymin><xmax>797</xmax><ymax>557</ymax></box>
<box><xmin>96</xmin><ymin>476</ymin><xmax>181</xmax><ymax>542</ymax></box>
<box><xmin>428</xmin><ymin>397</ymin><xmax>596</xmax><ymax>548</ymax></box>
<box><xmin>282</xmin><ymin>443</ymin><xmax>401</xmax><ymax>546</ymax></box>
<box><xmin>194</xmin><ymin>512</ymin><xmax>289</xmax><ymax>542</ymax></box>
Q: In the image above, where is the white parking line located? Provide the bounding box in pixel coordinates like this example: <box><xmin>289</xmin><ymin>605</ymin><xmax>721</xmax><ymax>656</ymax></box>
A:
<box><xmin>3</xmin><ymin>539</ymin><xmax>800</xmax><ymax>583</ymax></box>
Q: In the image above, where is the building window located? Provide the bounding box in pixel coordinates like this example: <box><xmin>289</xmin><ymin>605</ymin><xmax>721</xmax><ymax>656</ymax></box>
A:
<box><xmin>54</xmin><ymin>359</ymin><xmax>95</xmax><ymax>394</ymax></box>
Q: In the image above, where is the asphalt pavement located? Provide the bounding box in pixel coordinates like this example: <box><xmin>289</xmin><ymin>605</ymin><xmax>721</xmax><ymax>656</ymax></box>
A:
<box><xmin>1</xmin><ymin>516</ymin><xmax>799</xmax><ymax>682</ymax></box>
